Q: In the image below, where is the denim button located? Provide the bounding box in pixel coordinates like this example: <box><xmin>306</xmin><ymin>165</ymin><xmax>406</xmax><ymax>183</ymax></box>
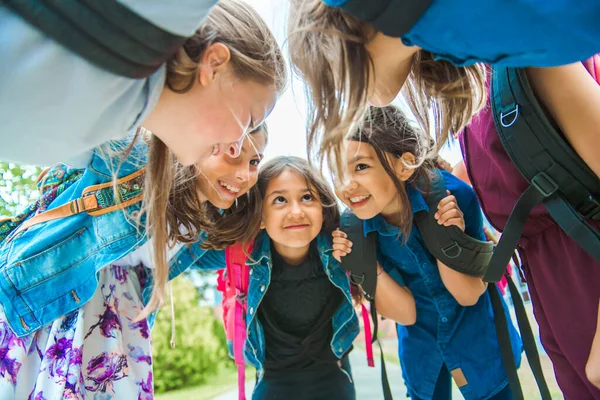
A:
<box><xmin>249</xmin><ymin>307</ymin><xmax>254</xmax><ymax>315</ymax></box>
<box><xmin>441</xmin><ymin>317</ymin><xmax>448</xmax><ymax>323</ymax></box>
<box><xmin>260</xmin><ymin>285</ymin><xmax>265</xmax><ymax>292</ymax></box>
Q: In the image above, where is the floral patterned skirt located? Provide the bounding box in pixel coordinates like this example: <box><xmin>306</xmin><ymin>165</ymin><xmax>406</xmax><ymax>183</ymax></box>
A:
<box><xmin>0</xmin><ymin>264</ymin><xmax>154</xmax><ymax>400</ymax></box>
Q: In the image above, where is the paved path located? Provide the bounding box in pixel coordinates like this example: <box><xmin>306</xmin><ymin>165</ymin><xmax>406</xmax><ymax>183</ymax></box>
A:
<box><xmin>212</xmin><ymin>347</ymin><xmax>462</xmax><ymax>399</ymax></box>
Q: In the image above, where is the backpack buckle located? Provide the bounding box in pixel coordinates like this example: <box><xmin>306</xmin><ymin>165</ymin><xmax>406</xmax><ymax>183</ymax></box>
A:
<box><xmin>579</xmin><ymin>196</ymin><xmax>600</xmax><ymax>220</ymax></box>
<box><xmin>531</xmin><ymin>173</ymin><xmax>558</xmax><ymax>198</ymax></box>
<box><xmin>235</xmin><ymin>293</ymin><xmax>247</xmax><ymax>306</ymax></box>
<box><xmin>500</xmin><ymin>104</ymin><xmax>520</xmax><ymax>128</ymax></box>
<box><xmin>442</xmin><ymin>242</ymin><xmax>462</xmax><ymax>259</ymax></box>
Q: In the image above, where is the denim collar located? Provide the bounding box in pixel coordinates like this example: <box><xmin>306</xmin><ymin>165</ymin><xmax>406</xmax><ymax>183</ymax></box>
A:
<box><xmin>363</xmin><ymin>182</ymin><xmax>428</xmax><ymax>237</ymax></box>
<box><xmin>249</xmin><ymin>231</ymin><xmax>333</xmax><ymax>266</ymax></box>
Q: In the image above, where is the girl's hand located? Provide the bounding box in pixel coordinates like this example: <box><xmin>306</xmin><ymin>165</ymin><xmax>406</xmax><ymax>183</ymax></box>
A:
<box><xmin>434</xmin><ymin>190</ymin><xmax>465</xmax><ymax>232</ymax></box>
<box><xmin>332</xmin><ymin>229</ymin><xmax>353</xmax><ymax>262</ymax></box>
<box><xmin>435</xmin><ymin>157</ymin><xmax>454</xmax><ymax>173</ymax></box>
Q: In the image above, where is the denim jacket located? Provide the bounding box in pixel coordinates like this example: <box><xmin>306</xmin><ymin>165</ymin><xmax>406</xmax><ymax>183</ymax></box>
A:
<box><xmin>0</xmin><ymin>140</ymin><xmax>212</xmax><ymax>337</ymax></box>
<box><xmin>199</xmin><ymin>232</ymin><xmax>360</xmax><ymax>384</ymax></box>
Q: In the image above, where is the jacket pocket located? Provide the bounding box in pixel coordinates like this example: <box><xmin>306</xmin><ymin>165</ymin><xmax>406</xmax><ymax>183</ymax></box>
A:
<box><xmin>5</xmin><ymin>224</ymin><xmax>96</xmax><ymax>293</ymax></box>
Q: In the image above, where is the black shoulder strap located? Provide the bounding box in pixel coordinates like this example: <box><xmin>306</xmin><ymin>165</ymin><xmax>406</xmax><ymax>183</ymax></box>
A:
<box><xmin>414</xmin><ymin>170</ymin><xmax>495</xmax><ymax>277</ymax></box>
<box><xmin>488</xmin><ymin>267</ymin><xmax>552</xmax><ymax>400</ymax></box>
<box><xmin>339</xmin><ymin>210</ymin><xmax>393</xmax><ymax>400</ymax></box>
<box><xmin>485</xmin><ymin>66</ymin><xmax>600</xmax><ymax>282</ymax></box>
<box><xmin>340</xmin><ymin>210</ymin><xmax>378</xmax><ymax>301</ymax></box>
<box><xmin>4</xmin><ymin>0</ymin><xmax>189</xmax><ymax>78</ymax></box>
<box><xmin>340</xmin><ymin>0</ymin><xmax>431</xmax><ymax>38</ymax></box>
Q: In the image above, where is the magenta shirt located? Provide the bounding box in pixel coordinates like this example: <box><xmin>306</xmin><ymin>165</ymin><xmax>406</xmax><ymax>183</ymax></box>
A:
<box><xmin>460</xmin><ymin>58</ymin><xmax>600</xmax><ymax>399</ymax></box>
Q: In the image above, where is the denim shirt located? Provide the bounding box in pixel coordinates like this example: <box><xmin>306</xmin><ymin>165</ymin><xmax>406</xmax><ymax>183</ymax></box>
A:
<box><xmin>365</xmin><ymin>171</ymin><xmax>522</xmax><ymax>400</ymax></box>
<box><xmin>324</xmin><ymin>0</ymin><xmax>600</xmax><ymax>67</ymax></box>
<box><xmin>0</xmin><ymin>140</ymin><xmax>212</xmax><ymax>337</ymax></box>
<box><xmin>199</xmin><ymin>232</ymin><xmax>360</xmax><ymax>385</ymax></box>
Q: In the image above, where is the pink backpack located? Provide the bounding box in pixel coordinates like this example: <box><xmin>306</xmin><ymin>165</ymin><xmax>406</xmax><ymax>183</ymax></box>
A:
<box><xmin>216</xmin><ymin>242</ymin><xmax>253</xmax><ymax>400</ymax></box>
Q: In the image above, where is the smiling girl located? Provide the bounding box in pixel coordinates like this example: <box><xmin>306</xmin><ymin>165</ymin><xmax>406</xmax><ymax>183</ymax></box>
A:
<box><xmin>0</xmin><ymin>124</ymin><xmax>268</xmax><ymax>399</ymax></box>
<box><xmin>203</xmin><ymin>156</ymin><xmax>360</xmax><ymax>400</ymax></box>
<box><xmin>332</xmin><ymin>106</ymin><xmax>522</xmax><ymax>400</ymax></box>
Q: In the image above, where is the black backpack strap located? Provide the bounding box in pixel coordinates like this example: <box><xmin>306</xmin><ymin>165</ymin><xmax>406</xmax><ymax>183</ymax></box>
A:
<box><xmin>4</xmin><ymin>0</ymin><xmax>189</xmax><ymax>78</ymax></box>
<box><xmin>340</xmin><ymin>0</ymin><xmax>431</xmax><ymax>38</ymax></box>
<box><xmin>488</xmin><ymin>272</ymin><xmax>552</xmax><ymax>400</ymax></box>
<box><xmin>340</xmin><ymin>211</ymin><xmax>378</xmax><ymax>301</ymax></box>
<box><xmin>339</xmin><ymin>211</ymin><xmax>393</xmax><ymax>399</ymax></box>
<box><xmin>485</xmin><ymin>66</ymin><xmax>600</xmax><ymax>282</ymax></box>
<box><xmin>370</xmin><ymin>300</ymin><xmax>393</xmax><ymax>400</ymax></box>
<box><xmin>505</xmin><ymin>267</ymin><xmax>552</xmax><ymax>399</ymax></box>
<box><xmin>414</xmin><ymin>170</ymin><xmax>495</xmax><ymax>277</ymax></box>
<box><xmin>488</xmin><ymin>283</ymin><xmax>524</xmax><ymax>399</ymax></box>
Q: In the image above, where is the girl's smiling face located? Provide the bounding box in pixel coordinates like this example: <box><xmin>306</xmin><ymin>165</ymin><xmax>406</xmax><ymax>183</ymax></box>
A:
<box><xmin>196</xmin><ymin>130</ymin><xmax>266</xmax><ymax>210</ymax></box>
<box><xmin>260</xmin><ymin>169</ymin><xmax>324</xmax><ymax>262</ymax></box>
<box><xmin>336</xmin><ymin>140</ymin><xmax>400</xmax><ymax>220</ymax></box>
<box><xmin>336</xmin><ymin>140</ymin><xmax>415</xmax><ymax>222</ymax></box>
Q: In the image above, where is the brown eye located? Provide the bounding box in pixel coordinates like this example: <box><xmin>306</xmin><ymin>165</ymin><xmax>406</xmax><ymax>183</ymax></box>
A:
<box><xmin>301</xmin><ymin>194</ymin><xmax>314</xmax><ymax>202</ymax></box>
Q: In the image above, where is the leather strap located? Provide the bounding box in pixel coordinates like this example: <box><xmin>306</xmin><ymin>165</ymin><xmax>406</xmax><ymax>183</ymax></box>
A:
<box><xmin>12</xmin><ymin>167</ymin><xmax>145</xmax><ymax>238</ymax></box>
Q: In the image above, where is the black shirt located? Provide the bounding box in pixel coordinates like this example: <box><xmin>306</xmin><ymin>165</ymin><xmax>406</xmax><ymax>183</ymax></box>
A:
<box><xmin>258</xmin><ymin>243</ymin><xmax>344</xmax><ymax>372</ymax></box>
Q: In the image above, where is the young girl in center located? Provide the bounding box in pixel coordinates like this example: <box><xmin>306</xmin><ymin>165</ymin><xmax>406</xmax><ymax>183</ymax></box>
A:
<box><xmin>332</xmin><ymin>106</ymin><xmax>522</xmax><ymax>400</ymax></box>
<box><xmin>203</xmin><ymin>156</ymin><xmax>360</xmax><ymax>400</ymax></box>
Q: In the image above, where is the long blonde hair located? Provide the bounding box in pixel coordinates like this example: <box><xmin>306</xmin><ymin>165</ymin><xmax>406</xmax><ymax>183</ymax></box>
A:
<box><xmin>141</xmin><ymin>0</ymin><xmax>286</xmax><ymax>318</ymax></box>
<box><xmin>287</xmin><ymin>0</ymin><xmax>486</xmax><ymax>178</ymax></box>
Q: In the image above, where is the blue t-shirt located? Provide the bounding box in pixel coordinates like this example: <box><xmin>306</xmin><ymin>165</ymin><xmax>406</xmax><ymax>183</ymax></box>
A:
<box><xmin>364</xmin><ymin>171</ymin><xmax>522</xmax><ymax>400</ymax></box>
<box><xmin>324</xmin><ymin>0</ymin><xmax>600</xmax><ymax>67</ymax></box>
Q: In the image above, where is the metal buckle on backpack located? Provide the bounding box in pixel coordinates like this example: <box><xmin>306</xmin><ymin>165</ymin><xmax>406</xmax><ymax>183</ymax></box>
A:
<box><xmin>500</xmin><ymin>104</ymin><xmax>520</xmax><ymax>128</ymax></box>
<box><xmin>235</xmin><ymin>293</ymin><xmax>247</xmax><ymax>306</ymax></box>
<box><xmin>579</xmin><ymin>196</ymin><xmax>600</xmax><ymax>220</ymax></box>
<box><xmin>531</xmin><ymin>173</ymin><xmax>558</xmax><ymax>198</ymax></box>
<box><xmin>442</xmin><ymin>242</ymin><xmax>462</xmax><ymax>259</ymax></box>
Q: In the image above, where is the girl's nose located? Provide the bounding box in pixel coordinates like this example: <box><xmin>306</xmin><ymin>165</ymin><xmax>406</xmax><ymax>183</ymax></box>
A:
<box><xmin>289</xmin><ymin>202</ymin><xmax>305</xmax><ymax>218</ymax></box>
<box><xmin>227</xmin><ymin>140</ymin><xmax>242</xmax><ymax>159</ymax></box>
<box><xmin>343</xmin><ymin>179</ymin><xmax>358</xmax><ymax>192</ymax></box>
<box><xmin>234</xmin><ymin>167</ymin><xmax>249</xmax><ymax>183</ymax></box>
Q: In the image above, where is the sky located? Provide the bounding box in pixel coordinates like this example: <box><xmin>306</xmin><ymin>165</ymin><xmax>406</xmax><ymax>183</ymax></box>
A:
<box><xmin>246</xmin><ymin>0</ymin><xmax>463</xmax><ymax>167</ymax></box>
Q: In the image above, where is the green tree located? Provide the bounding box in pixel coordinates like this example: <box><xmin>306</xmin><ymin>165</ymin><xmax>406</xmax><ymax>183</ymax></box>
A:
<box><xmin>152</xmin><ymin>275</ymin><xmax>234</xmax><ymax>393</ymax></box>
<box><xmin>0</xmin><ymin>162</ymin><xmax>42</xmax><ymax>216</ymax></box>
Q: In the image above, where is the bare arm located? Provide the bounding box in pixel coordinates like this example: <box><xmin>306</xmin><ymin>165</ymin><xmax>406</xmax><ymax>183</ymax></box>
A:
<box><xmin>586</xmin><ymin>300</ymin><xmax>600</xmax><ymax>389</ymax></box>
<box><xmin>374</xmin><ymin>263</ymin><xmax>416</xmax><ymax>326</ymax></box>
<box><xmin>437</xmin><ymin>260</ymin><xmax>487</xmax><ymax>306</ymax></box>
<box><xmin>527</xmin><ymin>63</ymin><xmax>600</xmax><ymax>179</ymax></box>
<box><xmin>435</xmin><ymin>191</ymin><xmax>487</xmax><ymax>306</ymax></box>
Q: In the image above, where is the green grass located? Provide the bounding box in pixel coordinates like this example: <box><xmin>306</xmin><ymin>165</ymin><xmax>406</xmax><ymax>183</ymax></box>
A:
<box><xmin>155</xmin><ymin>367</ymin><xmax>255</xmax><ymax>400</ymax></box>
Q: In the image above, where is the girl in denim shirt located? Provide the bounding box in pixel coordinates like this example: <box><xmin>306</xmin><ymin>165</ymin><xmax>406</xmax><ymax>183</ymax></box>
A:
<box><xmin>332</xmin><ymin>106</ymin><xmax>522</xmax><ymax>400</ymax></box>
<box><xmin>0</xmin><ymin>121</ymin><xmax>268</xmax><ymax>399</ymax></box>
<box><xmin>203</xmin><ymin>156</ymin><xmax>360</xmax><ymax>400</ymax></box>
